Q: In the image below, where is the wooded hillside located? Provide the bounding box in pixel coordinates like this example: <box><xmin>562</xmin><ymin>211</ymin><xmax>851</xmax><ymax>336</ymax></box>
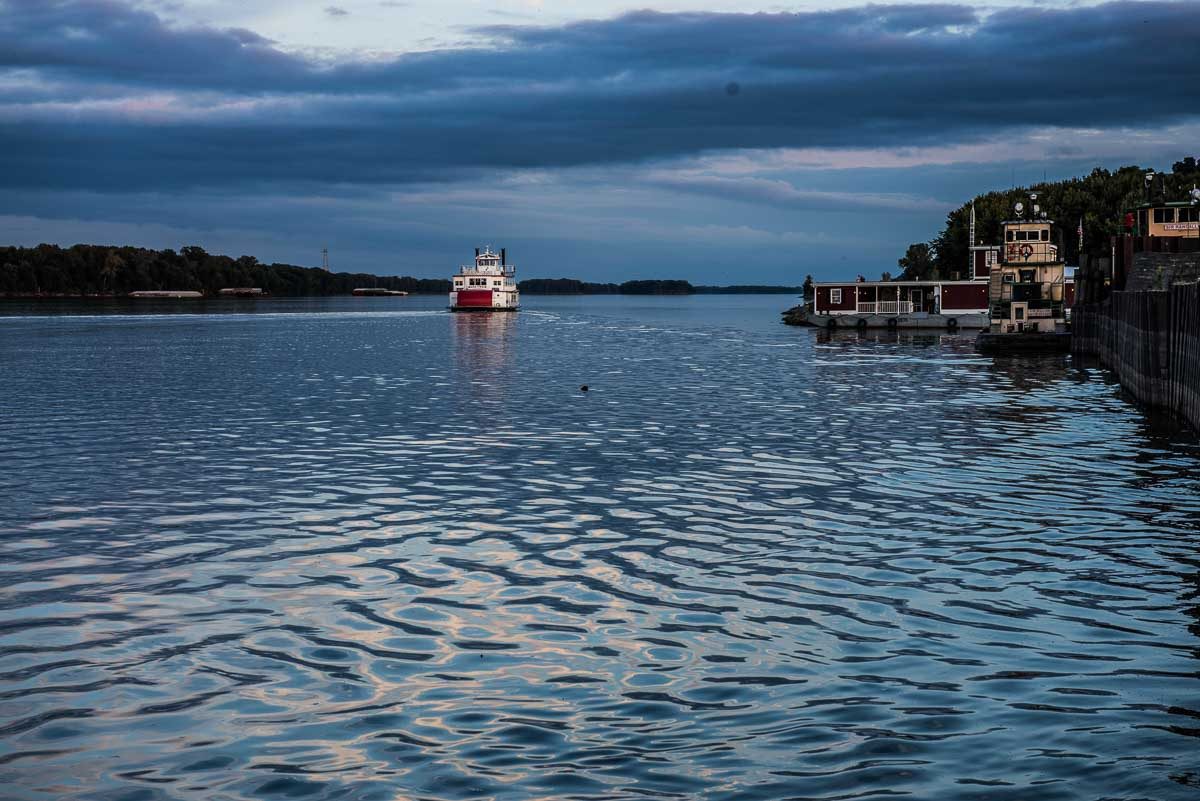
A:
<box><xmin>896</xmin><ymin>156</ymin><xmax>1200</xmax><ymax>281</ymax></box>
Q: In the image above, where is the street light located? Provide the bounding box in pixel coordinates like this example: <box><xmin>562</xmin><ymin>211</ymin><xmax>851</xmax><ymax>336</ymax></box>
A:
<box><xmin>1190</xmin><ymin>186</ymin><xmax>1200</xmax><ymax>249</ymax></box>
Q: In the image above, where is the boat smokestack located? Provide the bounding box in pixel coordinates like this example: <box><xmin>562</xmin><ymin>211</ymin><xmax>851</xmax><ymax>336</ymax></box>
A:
<box><xmin>475</xmin><ymin>247</ymin><xmax>480</xmax><ymax>258</ymax></box>
<box><xmin>501</xmin><ymin>248</ymin><xmax>506</xmax><ymax>266</ymax></box>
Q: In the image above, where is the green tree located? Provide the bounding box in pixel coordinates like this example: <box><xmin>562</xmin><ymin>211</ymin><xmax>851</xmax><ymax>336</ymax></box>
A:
<box><xmin>100</xmin><ymin>251</ymin><xmax>124</xmax><ymax>292</ymax></box>
<box><xmin>898</xmin><ymin>243</ymin><xmax>936</xmax><ymax>281</ymax></box>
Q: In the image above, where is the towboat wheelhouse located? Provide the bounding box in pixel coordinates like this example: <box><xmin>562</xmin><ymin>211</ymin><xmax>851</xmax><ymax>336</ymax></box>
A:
<box><xmin>987</xmin><ymin>195</ymin><xmax>1070</xmax><ymax>333</ymax></box>
<box><xmin>450</xmin><ymin>247</ymin><xmax>519</xmax><ymax>311</ymax></box>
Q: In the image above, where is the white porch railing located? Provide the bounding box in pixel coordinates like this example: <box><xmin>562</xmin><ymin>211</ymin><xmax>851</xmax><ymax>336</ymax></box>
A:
<box><xmin>859</xmin><ymin>300</ymin><xmax>913</xmax><ymax>314</ymax></box>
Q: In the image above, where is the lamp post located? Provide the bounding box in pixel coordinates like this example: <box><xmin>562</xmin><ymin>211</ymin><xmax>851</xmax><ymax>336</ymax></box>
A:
<box><xmin>1190</xmin><ymin>187</ymin><xmax>1199</xmax><ymax>250</ymax></box>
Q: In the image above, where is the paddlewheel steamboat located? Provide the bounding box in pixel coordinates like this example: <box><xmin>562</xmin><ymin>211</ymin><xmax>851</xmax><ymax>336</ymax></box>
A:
<box><xmin>449</xmin><ymin>247</ymin><xmax>519</xmax><ymax>311</ymax></box>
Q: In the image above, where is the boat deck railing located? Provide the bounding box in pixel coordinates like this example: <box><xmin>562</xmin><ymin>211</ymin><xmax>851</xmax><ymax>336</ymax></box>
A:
<box><xmin>1001</xmin><ymin>242</ymin><xmax>1059</xmax><ymax>264</ymax></box>
<box><xmin>460</xmin><ymin>266</ymin><xmax>516</xmax><ymax>276</ymax></box>
<box><xmin>857</xmin><ymin>301</ymin><xmax>914</xmax><ymax>315</ymax></box>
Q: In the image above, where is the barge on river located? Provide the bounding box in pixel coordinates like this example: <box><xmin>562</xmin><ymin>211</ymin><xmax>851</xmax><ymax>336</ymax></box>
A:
<box><xmin>799</xmin><ymin>208</ymin><xmax>998</xmax><ymax>330</ymax></box>
<box><xmin>800</xmin><ymin>278</ymin><xmax>992</xmax><ymax>330</ymax></box>
<box><xmin>450</xmin><ymin>247</ymin><xmax>519</xmax><ymax>311</ymax></box>
<box><xmin>352</xmin><ymin>287</ymin><xmax>408</xmax><ymax>296</ymax></box>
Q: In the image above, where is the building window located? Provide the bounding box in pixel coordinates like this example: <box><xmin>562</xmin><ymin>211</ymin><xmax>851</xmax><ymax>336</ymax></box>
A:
<box><xmin>1015</xmin><ymin>307</ymin><xmax>1025</xmax><ymax>321</ymax></box>
<box><xmin>1019</xmin><ymin>269</ymin><xmax>1035</xmax><ymax>283</ymax></box>
<box><xmin>830</xmin><ymin>288</ymin><xmax>842</xmax><ymax>304</ymax></box>
<box><xmin>1002</xmin><ymin>273</ymin><xmax>1015</xmax><ymax>283</ymax></box>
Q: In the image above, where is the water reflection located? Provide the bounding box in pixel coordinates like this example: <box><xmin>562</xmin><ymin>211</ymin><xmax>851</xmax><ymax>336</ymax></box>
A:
<box><xmin>1</xmin><ymin>298</ymin><xmax>1198</xmax><ymax>801</ymax></box>
<box><xmin>452</xmin><ymin>311</ymin><xmax>516</xmax><ymax>369</ymax></box>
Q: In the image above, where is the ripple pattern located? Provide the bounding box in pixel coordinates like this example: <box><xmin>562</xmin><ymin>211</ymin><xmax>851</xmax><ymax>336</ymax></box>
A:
<box><xmin>1</xmin><ymin>296</ymin><xmax>1198</xmax><ymax>800</ymax></box>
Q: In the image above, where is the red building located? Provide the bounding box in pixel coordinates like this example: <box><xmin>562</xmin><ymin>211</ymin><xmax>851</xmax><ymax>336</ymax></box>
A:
<box><xmin>814</xmin><ymin>278</ymin><xmax>989</xmax><ymax>316</ymax></box>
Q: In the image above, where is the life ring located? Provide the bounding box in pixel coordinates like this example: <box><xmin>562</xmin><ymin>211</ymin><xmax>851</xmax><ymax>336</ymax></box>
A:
<box><xmin>1020</xmin><ymin>244</ymin><xmax>1033</xmax><ymax>260</ymax></box>
<box><xmin>946</xmin><ymin>317</ymin><xmax>959</xmax><ymax>331</ymax></box>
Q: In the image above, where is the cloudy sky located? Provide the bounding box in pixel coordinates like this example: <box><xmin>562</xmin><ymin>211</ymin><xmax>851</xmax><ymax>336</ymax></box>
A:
<box><xmin>1</xmin><ymin>0</ymin><xmax>1197</xmax><ymax>282</ymax></box>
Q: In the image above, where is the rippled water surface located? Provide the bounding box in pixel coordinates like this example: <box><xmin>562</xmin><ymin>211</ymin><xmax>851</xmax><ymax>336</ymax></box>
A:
<box><xmin>2</xmin><ymin>295</ymin><xmax>1199</xmax><ymax>801</ymax></box>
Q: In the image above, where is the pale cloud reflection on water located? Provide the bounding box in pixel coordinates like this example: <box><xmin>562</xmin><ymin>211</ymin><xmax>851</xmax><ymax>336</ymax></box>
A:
<box><xmin>0</xmin><ymin>296</ymin><xmax>1198</xmax><ymax>800</ymax></box>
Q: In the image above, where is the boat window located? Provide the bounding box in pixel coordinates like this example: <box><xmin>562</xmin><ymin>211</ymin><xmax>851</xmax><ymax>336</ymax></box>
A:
<box><xmin>830</xmin><ymin>288</ymin><xmax>842</xmax><ymax>304</ymax></box>
<box><xmin>1180</xmin><ymin>208</ymin><xmax>1200</xmax><ymax>223</ymax></box>
<box><xmin>1014</xmin><ymin>307</ymin><xmax>1025</xmax><ymax>320</ymax></box>
<box><xmin>1154</xmin><ymin>208</ymin><xmax>1174</xmax><ymax>224</ymax></box>
<box><xmin>1006</xmin><ymin>230</ymin><xmax>1014</xmax><ymax>242</ymax></box>
<box><xmin>1041</xmin><ymin>229</ymin><xmax>1049</xmax><ymax>241</ymax></box>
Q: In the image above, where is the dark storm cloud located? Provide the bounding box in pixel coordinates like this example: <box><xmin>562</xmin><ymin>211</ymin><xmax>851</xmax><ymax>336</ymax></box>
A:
<box><xmin>0</xmin><ymin>0</ymin><xmax>1197</xmax><ymax>192</ymax></box>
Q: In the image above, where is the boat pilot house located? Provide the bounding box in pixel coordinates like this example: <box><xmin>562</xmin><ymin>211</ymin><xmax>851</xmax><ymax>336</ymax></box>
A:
<box><xmin>987</xmin><ymin>201</ymin><xmax>1072</xmax><ymax>334</ymax></box>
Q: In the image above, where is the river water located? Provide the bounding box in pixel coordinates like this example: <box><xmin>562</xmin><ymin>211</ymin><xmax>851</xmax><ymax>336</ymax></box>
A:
<box><xmin>1</xmin><ymin>295</ymin><xmax>1198</xmax><ymax>800</ymax></box>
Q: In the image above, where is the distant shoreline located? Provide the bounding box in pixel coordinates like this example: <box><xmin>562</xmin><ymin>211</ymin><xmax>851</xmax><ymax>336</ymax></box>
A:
<box><xmin>1</xmin><ymin>244</ymin><xmax>801</xmax><ymax>298</ymax></box>
<box><xmin>1</xmin><ymin>288</ymin><xmax>803</xmax><ymax>299</ymax></box>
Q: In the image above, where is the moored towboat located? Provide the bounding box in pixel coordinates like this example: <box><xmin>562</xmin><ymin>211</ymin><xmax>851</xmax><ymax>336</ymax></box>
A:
<box><xmin>449</xmin><ymin>247</ymin><xmax>519</xmax><ymax>311</ymax></box>
<box><xmin>975</xmin><ymin>193</ymin><xmax>1073</xmax><ymax>353</ymax></box>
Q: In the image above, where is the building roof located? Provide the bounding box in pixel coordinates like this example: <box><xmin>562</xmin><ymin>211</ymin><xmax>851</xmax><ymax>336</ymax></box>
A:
<box><xmin>1126</xmin><ymin>200</ymin><xmax>1199</xmax><ymax>210</ymax></box>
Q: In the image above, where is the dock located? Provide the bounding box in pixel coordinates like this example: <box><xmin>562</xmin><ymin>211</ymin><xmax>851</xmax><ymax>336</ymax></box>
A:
<box><xmin>782</xmin><ymin>305</ymin><xmax>986</xmax><ymax>329</ymax></box>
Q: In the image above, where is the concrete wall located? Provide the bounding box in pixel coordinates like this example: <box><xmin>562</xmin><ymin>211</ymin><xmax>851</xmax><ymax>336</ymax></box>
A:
<box><xmin>1124</xmin><ymin>252</ymin><xmax>1200</xmax><ymax>293</ymax></box>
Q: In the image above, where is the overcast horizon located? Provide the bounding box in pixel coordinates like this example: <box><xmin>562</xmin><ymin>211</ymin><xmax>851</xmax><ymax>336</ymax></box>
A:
<box><xmin>2</xmin><ymin>0</ymin><xmax>1198</xmax><ymax>283</ymax></box>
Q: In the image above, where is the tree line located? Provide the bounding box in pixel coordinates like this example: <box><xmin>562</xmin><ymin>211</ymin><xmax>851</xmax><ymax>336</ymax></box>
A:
<box><xmin>892</xmin><ymin>156</ymin><xmax>1200</xmax><ymax>282</ymax></box>
<box><xmin>0</xmin><ymin>244</ymin><xmax>450</xmax><ymax>297</ymax></box>
<box><xmin>0</xmin><ymin>244</ymin><xmax>803</xmax><ymax>297</ymax></box>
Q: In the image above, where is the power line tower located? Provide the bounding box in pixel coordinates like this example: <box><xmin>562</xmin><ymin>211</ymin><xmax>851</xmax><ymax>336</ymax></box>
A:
<box><xmin>322</xmin><ymin>247</ymin><xmax>329</xmax><ymax>271</ymax></box>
